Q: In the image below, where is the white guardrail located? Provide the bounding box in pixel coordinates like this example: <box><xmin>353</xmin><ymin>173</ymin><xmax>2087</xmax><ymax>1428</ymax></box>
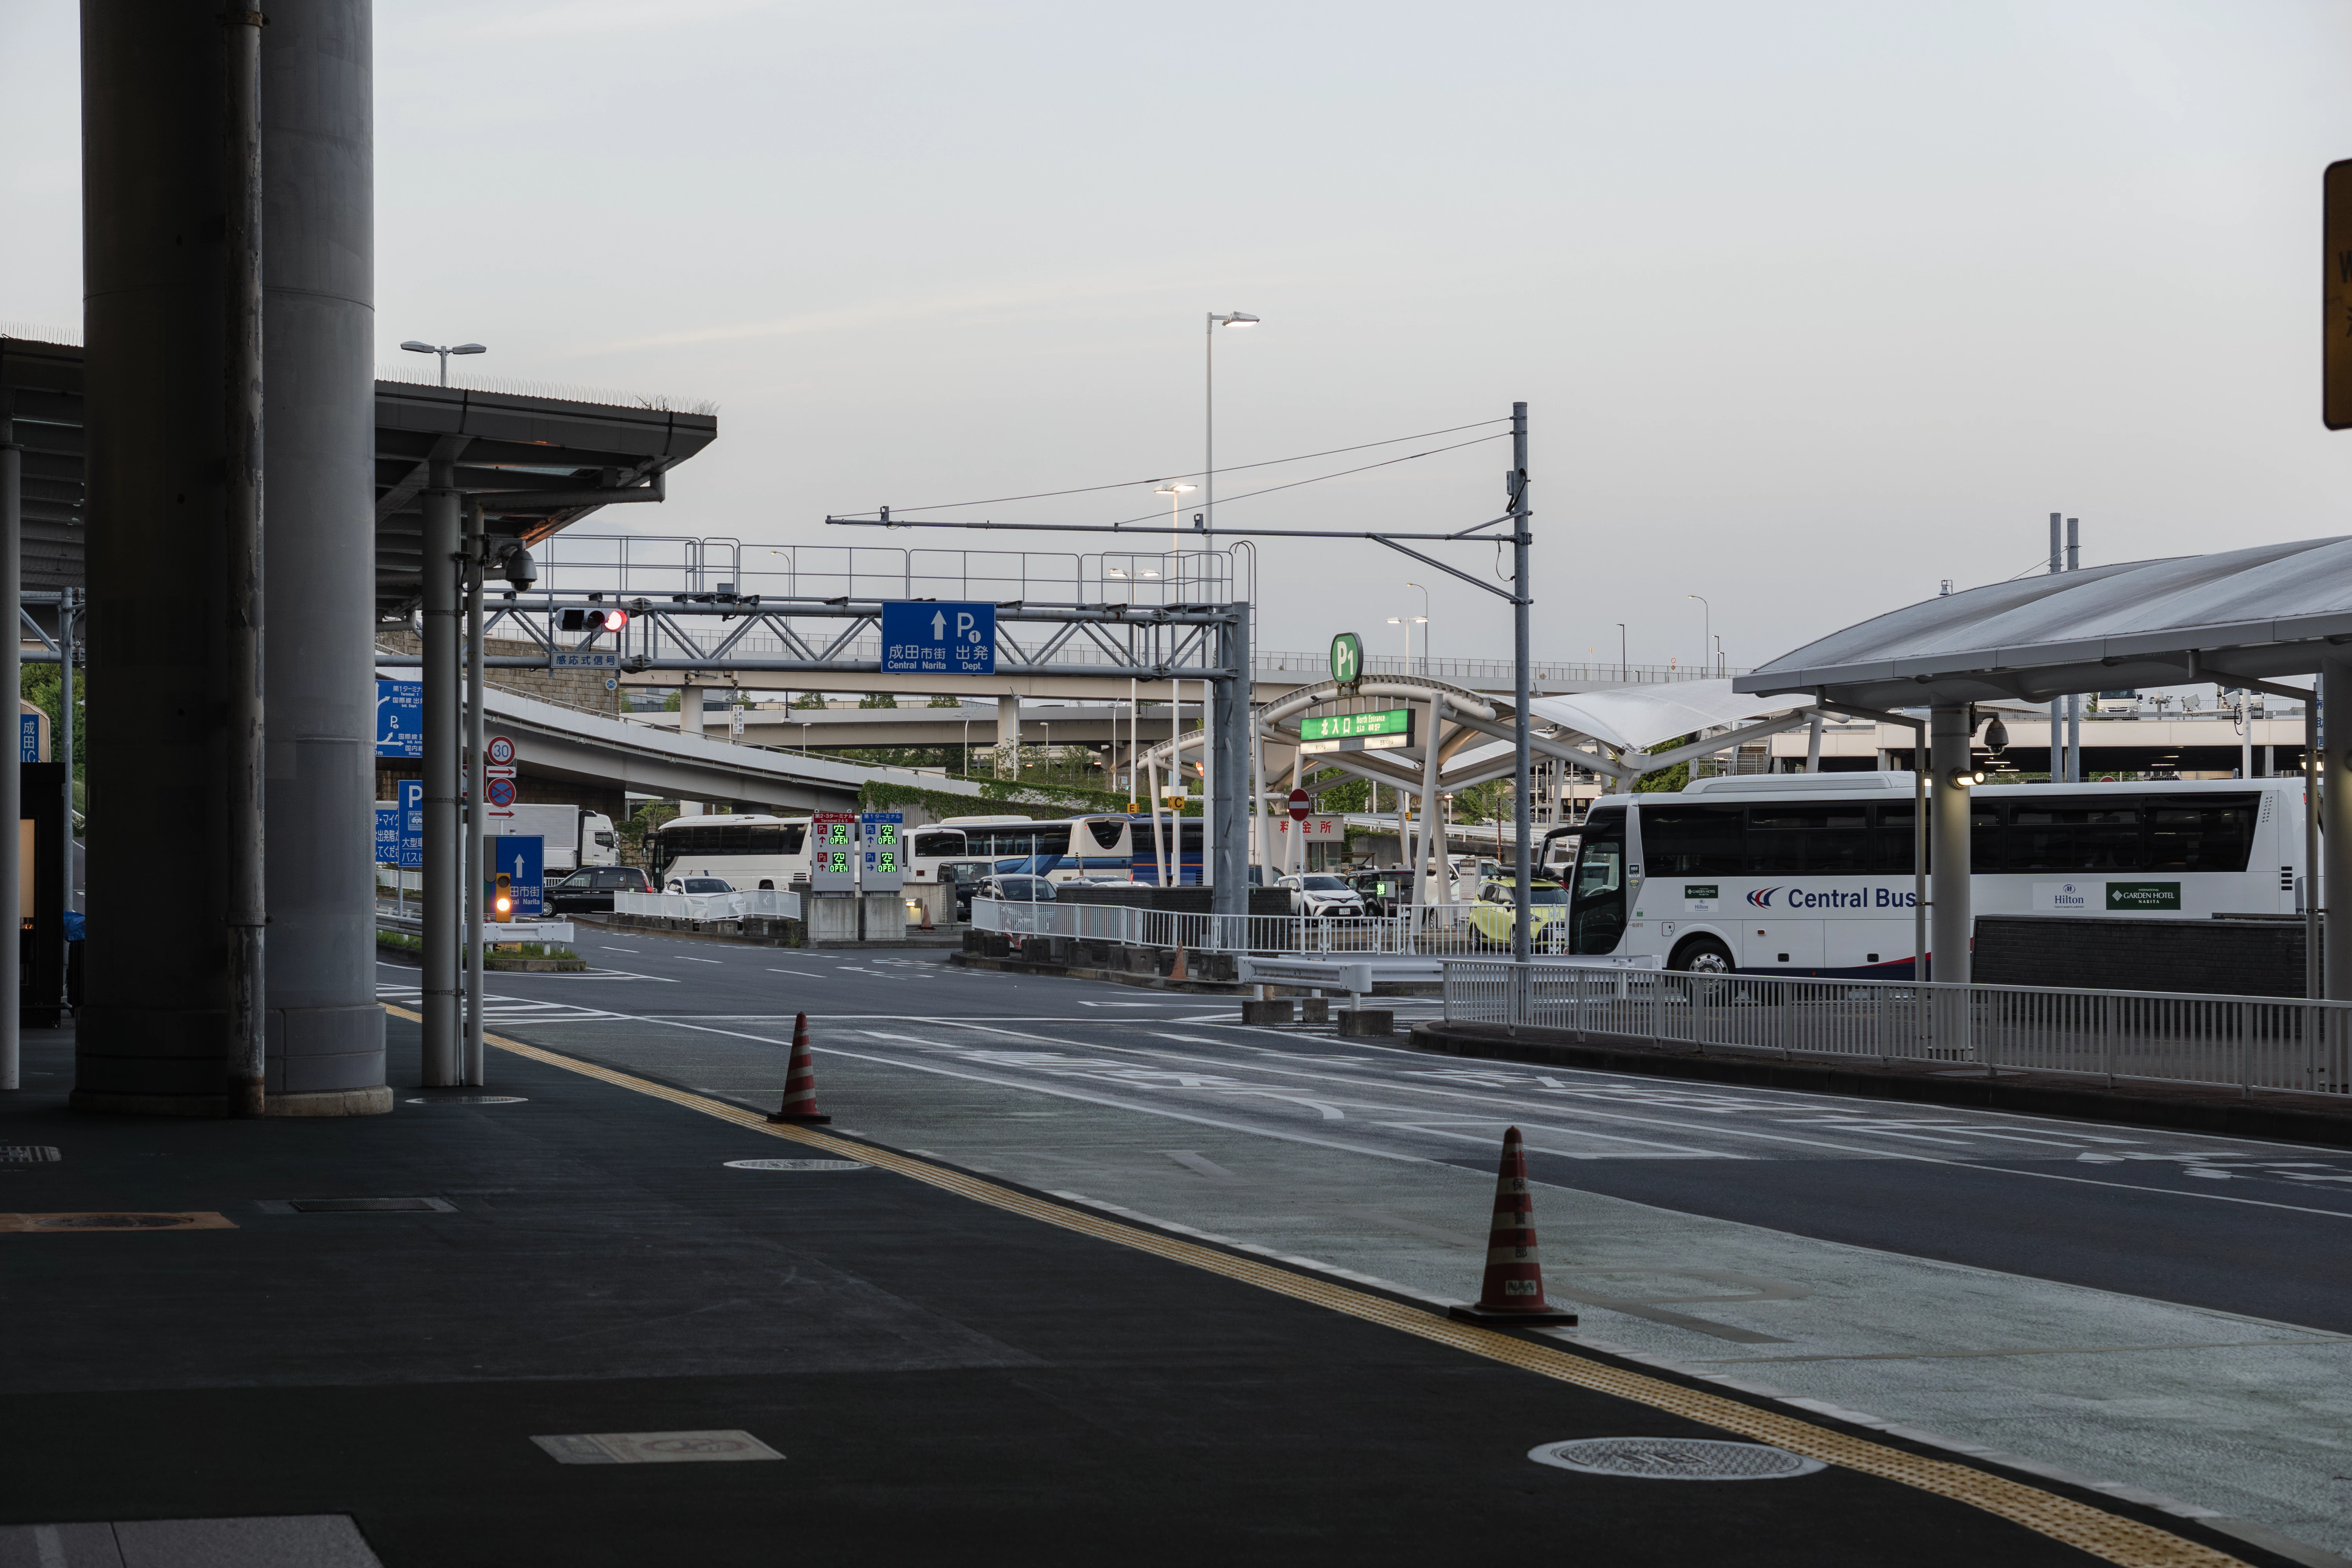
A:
<box><xmin>1438</xmin><ymin>961</ymin><xmax>2352</xmax><ymax>1100</ymax></box>
<box><xmin>970</xmin><ymin>898</ymin><xmax>1532</xmax><ymax>956</ymax></box>
<box><xmin>613</xmin><ymin>890</ymin><xmax>800</xmax><ymax>921</ymax></box>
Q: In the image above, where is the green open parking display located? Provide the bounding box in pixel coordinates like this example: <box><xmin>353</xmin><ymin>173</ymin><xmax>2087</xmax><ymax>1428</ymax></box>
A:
<box><xmin>1298</xmin><ymin>708</ymin><xmax>1415</xmax><ymax>755</ymax></box>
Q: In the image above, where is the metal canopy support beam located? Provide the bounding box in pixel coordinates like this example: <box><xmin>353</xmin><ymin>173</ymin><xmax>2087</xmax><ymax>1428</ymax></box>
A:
<box><xmin>421</xmin><ymin>465</ymin><xmax>461</xmax><ymax>1084</ymax></box>
<box><xmin>2326</xmin><ymin>658</ymin><xmax>2352</xmax><ymax>1001</ymax></box>
<box><xmin>222</xmin><ymin>3</ymin><xmax>266</xmax><ymax>1117</ymax></box>
<box><xmin>1929</xmin><ymin>705</ymin><xmax>1972</xmax><ymax>984</ymax></box>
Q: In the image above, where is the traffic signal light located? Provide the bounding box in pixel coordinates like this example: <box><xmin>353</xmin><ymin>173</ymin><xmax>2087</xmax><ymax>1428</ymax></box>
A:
<box><xmin>558</xmin><ymin>607</ymin><xmax>630</xmax><ymax>634</ymax></box>
<box><xmin>598</xmin><ymin>608</ymin><xmax>629</xmax><ymax>633</ymax></box>
<box><xmin>493</xmin><ymin>871</ymin><xmax>513</xmax><ymax>922</ymax></box>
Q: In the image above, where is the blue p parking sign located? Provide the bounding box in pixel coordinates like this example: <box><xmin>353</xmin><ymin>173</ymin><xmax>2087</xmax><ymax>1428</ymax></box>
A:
<box><xmin>880</xmin><ymin>601</ymin><xmax>995</xmax><ymax>675</ymax></box>
<box><xmin>376</xmin><ymin>679</ymin><xmax>423</xmax><ymax>759</ymax></box>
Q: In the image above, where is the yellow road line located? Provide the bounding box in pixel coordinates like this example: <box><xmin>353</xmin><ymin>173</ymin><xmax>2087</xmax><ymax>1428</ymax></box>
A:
<box><xmin>383</xmin><ymin>1004</ymin><xmax>2248</xmax><ymax>1568</ymax></box>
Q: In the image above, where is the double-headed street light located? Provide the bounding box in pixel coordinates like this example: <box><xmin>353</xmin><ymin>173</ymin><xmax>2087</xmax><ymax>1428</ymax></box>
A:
<box><xmin>400</xmin><ymin>339</ymin><xmax>486</xmax><ymax>386</ymax></box>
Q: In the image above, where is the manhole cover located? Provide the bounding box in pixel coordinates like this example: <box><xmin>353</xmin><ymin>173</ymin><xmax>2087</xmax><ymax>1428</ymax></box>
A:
<box><xmin>34</xmin><ymin>1214</ymin><xmax>195</xmax><ymax>1230</ymax></box>
<box><xmin>723</xmin><ymin>1158</ymin><xmax>868</xmax><ymax>1171</ymax></box>
<box><xmin>403</xmin><ymin>1095</ymin><xmax>527</xmax><ymax>1105</ymax></box>
<box><xmin>1529</xmin><ymin>1438</ymin><xmax>1824</xmax><ymax>1481</ymax></box>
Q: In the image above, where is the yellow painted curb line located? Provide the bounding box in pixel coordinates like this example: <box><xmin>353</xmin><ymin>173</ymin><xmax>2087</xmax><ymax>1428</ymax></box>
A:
<box><xmin>384</xmin><ymin>1005</ymin><xmax>2248</xmax><ymax>1568</ymax></box>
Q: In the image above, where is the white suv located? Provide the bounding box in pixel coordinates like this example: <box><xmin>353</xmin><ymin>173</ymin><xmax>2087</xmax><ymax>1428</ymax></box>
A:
<box><xmin>1279</xmin><ymin>874</ymin><xmax>1365</xmax><ymax>918</ymax></box>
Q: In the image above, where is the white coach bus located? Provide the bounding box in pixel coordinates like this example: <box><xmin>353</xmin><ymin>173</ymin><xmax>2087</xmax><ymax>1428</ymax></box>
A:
<box><xmin>1561</xmin><ymin>771</ymin><xmax>2304</xmax><ymax>978</ymax></box>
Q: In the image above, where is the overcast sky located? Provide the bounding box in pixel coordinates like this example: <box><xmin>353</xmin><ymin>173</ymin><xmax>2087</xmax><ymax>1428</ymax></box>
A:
<box><xmin>6</xmin><ymin>1</ymin><xmax>2351</xmax><ymax>677</ymax></box>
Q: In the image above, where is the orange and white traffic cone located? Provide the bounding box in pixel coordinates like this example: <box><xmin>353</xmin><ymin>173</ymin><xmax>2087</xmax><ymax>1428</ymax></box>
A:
<box><xmin>1448</xmin><ymin>1126</ymin><xmax>1576</xmax><ymax>1326</ymax></box>
<box><xmin>767</xmin><ymin>1012</ymin><xmax>833</xmax><ymax>1125</ymax></box>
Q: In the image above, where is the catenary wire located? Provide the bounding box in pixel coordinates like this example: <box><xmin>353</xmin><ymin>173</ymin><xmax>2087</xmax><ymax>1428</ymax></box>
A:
<box><xmin>839</xmin><ymin>418</ymin><xmax>1510</xmax><ymax>518</ymax></box>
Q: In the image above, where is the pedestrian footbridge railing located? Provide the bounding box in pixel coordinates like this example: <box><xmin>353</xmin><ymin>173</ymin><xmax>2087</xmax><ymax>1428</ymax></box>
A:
<box><xmin>1438</xmin><ymin>961</ymin><xmax>2352</xmax><ymax>1101</ymax></box>
<box><xmin>972</xmin><ymin>897</ymin><xmax>1520</xmax><ymax>958</ymax></box>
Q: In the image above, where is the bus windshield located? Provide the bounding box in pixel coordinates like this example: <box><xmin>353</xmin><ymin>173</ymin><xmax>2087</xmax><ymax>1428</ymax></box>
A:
<box><xmin>1568</xmin><ymin>812</ymin><xmax>1627</xmax><ymax>955</ymax></box>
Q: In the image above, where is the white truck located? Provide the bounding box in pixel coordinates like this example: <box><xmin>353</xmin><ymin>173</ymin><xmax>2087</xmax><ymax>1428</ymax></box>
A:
<box><xmin>484</xmin><ymin>804</ymin><xmax>617</xmax><ymax>873</ymax></box>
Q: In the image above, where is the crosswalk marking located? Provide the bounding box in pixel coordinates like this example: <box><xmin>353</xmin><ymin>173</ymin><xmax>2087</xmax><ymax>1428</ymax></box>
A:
<box><xmin>372</xmin><ymin>985</ymin><xmax>624</xmax><ymax>1023</ymax></box>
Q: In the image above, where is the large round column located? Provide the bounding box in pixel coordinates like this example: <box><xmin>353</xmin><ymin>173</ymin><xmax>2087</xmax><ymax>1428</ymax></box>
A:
<box><xmin>258</xmin><ymin>0</ymin><xmax>384</xmax><ymax>1107</ymax></box>
<box><xmin>75</xmin><ymin>0</ymin><xmax>385</xmax><ymax>1113</ymax></box>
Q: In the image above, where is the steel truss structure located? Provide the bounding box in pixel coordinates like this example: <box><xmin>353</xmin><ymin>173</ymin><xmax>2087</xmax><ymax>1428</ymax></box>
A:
<box><xmin>378</xmin><ymin>593</ymin><xmax>1239</xmax><ymax>683</ymax></box>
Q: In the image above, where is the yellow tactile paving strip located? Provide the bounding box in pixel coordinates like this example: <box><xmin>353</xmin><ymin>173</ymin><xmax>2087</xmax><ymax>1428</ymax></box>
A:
<box><xmin>387</xmin><ymin>1007</ymin><xmax>2251</xmax><ymax>1568</ymax></box>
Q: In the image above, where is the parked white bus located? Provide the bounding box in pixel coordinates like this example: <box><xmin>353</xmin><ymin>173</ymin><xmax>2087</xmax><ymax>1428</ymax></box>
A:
<box><xmin>935</xmin><ymin>814</ymin><xmax>1145</xmax><ymax>880</ymax></box>
<box><xmin>1563</xmin><ymin>772</ymin><xmax>2303</xmax><ymax>978</ymax></box>
<box><xmin>651</xmin><ymin>815</ymin><xmax>810</xmax><ymax>890</ymax></box>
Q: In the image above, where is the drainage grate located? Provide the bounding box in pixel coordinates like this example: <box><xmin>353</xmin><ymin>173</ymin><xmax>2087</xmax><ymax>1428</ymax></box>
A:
<box><xmin>1</xmin><ymin>1147</ymin><xmax>60</xmax><ymax>1163</ymax></box>
<box><xmin>532</xmin><ymin>1430</ymin><xmax>784</xmax><ymax>1466</ymax></box>
<box><xmin>403</xmin><ymin>1095</ymin><xmax>527</xmax><ymax>1105</ymax></box>
<box><xmin>723</xmin><ymin>1158</ymin><xmax>868</xmax><ymax>1172</ymax></box>
<box><xmin>1529</xmin><ymin>1438</ymin><xmax>1824</xmax><ymax>1482</ymax></box>
<box><xmin>286</xmin><ymin>1198</ymin><xmax>451</xmax><ymax>1214</ymax></box>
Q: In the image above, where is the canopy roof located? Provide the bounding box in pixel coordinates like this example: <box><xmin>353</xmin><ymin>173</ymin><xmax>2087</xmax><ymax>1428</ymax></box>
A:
<box><xmin>1736</xmin><ymin>536</ymin><xmax>2352</xmax><ymax>710</ymax></box>
<box><xmin>1526</xmin><ymin>679</ymin><xmax>1810</xmax><ymax>755</ymax></box>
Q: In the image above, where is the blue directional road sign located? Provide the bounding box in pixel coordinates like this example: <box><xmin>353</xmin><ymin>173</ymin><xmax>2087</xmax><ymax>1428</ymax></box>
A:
<box><xmin>880</xmin><ymin>601</ymin><xmax>995</xmax><ymax>675</ymax></box>
<box><xmin>375</xmin><ymin>804</ymin><xmax>398</xmax><ymax>864</ymax></box>
<box><xmin>398</xmin><ymin>779</ymin><xmax>423</xmax><ymax>870</ymax></box>
<box><xmin>18</xmin><ymin>711</ymin><xmax>40</xmax><ymax>762</ymax></box>
<box><xmin>488</xmin><ymin>833</ymin><xmax>545</xmax><ymax>917</ymax></box>
<box><xmin>376</xmin><ymin>679</ymin><xmax>423</xmax><ymax>759</ymax></box>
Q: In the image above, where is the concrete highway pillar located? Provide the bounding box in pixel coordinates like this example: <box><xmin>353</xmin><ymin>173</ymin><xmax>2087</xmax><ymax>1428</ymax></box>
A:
<box><xmin>75</xmin><ymin>0</ymin><xmax>384</xmax><ymax>1112</ymax></box>
<box><xmin>678</xmin><ymin>682</ymin><xmax>705</xmax><ymax>741</ymax></box>
<box><xmin>1928</xmin><ymin>704</ymin><xmax>1973</xmax><ymax>984</ymax></box>
<box><xmin>2323</xmin><ymin>659</ymin><xmax>2352</xmax><ymax>999</ymax></box>
<box><xmin>997</xmin><ymin>693</ymin><xmax>1021</xmax><ymax>773</ymax></box>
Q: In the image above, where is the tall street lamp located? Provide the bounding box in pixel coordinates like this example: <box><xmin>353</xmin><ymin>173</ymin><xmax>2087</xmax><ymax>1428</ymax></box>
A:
<box><xmin>1153</xmin><ymin>482</ymin><xmax>1197</xmax><ymax>596</ymax></box>
<box><xmin>1387</xmin><ymin>615</ymin><xmax>1426</xmax><ymax>673</ymax></box>
<box><xmin>400</xmin><ymin>339</ymin><xmax>486</xmax><ymax>386</ymax></box>
<box><xmin>1404</xmin><ymin>581</ymin><xmax>1430</xmax><ymax>673</ymax></box>
<box><xmin>1205</xmin><ymin>310</ymin><xmax>1260</xmax><ymax>564</ymax></box>
<box><xmin>1688</xmin><ymin>595</ymin><xmax>1711</xmax><ymax>677</ymax></box>
<box><xmin>1615</xmin><ymin>622</ymin><xmax>1628</xmax><ymax>681</ymax></box>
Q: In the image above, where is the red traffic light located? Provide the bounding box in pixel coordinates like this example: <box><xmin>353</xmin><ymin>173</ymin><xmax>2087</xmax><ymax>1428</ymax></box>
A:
<box><xmin>599</xmin><ymin>608</ymin><xmax>629</xmax><ymax>633</ymax></box>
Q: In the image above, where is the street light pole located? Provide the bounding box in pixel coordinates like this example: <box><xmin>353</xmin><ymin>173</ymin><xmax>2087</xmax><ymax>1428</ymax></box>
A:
<box><xmin>1404</xmin><ymin>581</ymin><xmax>1430</xmax><ymax>674</ymax></box>
<box><xmin>1616</xmin><ymin>622</ymin><xmax>1627</xmax><ymax>682</ymax></box>
<box><xmin>1510</xmin><ymin>405</ymin><xmax>1533</xmax><ymax>965</ymax></box>
<box><xmin>399</xmin><ymin>339</ymin><xmax>486</xmax><ymax>387</ymax></box>
<box><xmin>1688</xmin><ymin>595</ymin><xmax>1710</xmax><ymax>677</ymax></box>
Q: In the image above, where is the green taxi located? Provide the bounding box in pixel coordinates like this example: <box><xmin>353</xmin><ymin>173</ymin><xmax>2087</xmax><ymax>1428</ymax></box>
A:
<box><xmin>1467</xmin><ymin>878</ymin><xmax>1571</xmax><ymax>950</ymax></box>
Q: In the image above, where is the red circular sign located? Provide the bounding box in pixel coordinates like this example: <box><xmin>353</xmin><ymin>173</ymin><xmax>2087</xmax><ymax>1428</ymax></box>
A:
<box><xmin>486</xmin><ymin>735</ymin><xmax>516</xmax><ymax>766</ymax></box>
<box><xmin>1289</xmin><ymin>788</ymin><xmax>1310</xmax><ymax>822</ymax></box>
<box><xmin>486</xmin><ymin>777</ymin><xmax>517</xmax><ymax>808</ymax></box>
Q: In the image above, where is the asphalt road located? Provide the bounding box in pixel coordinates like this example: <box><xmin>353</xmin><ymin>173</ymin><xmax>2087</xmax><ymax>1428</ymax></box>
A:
<box><xmin>381</xmin><ymin>931</ymin><xmax>2352</xmax><ymax>1335</ymax></box>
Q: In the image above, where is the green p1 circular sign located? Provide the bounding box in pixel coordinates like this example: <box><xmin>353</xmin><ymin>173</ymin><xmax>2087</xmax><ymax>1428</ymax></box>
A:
<box><xmin>1329</xmin><ymin>632</ymin><xmax>1363</xmax><ymax>684</ymax></box>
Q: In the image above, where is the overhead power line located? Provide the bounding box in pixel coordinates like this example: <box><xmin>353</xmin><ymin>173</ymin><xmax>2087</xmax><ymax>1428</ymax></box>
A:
<box><xmin>836</xmin><ymin>417</ymin><xmax>1510</xmax><ymax>518</ymax></box>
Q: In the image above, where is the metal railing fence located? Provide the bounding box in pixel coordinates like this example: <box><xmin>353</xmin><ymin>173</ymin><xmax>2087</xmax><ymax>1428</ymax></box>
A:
<box><xmin>1439</xmin><ymin>960</ymin><xmax>2352</xmax><ymax>1100</ymax></box>
<box><xmin>972</xmin><ymin>897</ymin><xmax>1540</xmax><ymax>958</ymax></box>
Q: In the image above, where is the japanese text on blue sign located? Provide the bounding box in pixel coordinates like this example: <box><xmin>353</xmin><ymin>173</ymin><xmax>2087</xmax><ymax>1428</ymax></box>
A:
<box><xmin>879</xmin><ymin>601</ymin><xmax>995</xmax><ymax>676</ymax></box>
<box><xmin>375</xmin><ymin>679</ymin><xmax>423</xmax><ymax>759</ymax></box>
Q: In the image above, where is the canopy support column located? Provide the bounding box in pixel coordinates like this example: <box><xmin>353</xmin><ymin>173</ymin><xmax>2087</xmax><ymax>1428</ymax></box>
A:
<box><xmin>2324</xmin><ymin>659</ymin><xmax>2352</xmax><ymax>1000</ymax></box>
<box><xmin>1929</xmin><ymin>704</ymin><xmax>1972</xmax><ymax>985</ymax></box>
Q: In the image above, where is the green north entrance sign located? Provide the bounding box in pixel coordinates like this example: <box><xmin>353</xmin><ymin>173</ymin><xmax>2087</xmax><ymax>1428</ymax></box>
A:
<box><xmin>1297</xmin><ymin>706</ymin><xmax>1414</xmax><ymax>756</ymax></box>
<box><xmin>1329</xmin><ymin>632</ymin><xmax>1363</xmax><ymax>683</ymax></box>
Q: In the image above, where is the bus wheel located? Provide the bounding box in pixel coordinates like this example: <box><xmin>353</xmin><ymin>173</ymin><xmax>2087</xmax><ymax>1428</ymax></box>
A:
<box><xmin>1670</xmin><ymin>936</ymin><xmax>1735</xmax><ymax>975</ymax></box>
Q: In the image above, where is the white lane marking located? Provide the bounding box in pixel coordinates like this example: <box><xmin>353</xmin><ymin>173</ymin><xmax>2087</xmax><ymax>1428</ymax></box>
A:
<box><xmin>601</xmin><ymin>947</ymin><xmax>640</xmax><ymax>953</ymax></box>
<box><xmin>1076</xmin><ymin>1001</ymin><xmax>1180</xmax><ymax>1008</ymax></box>
<box><xmin>769</xmin><ymin>969</ymin><xmax>826</xmax><ymax>979</ymax></box>
<box><xmin>1376</xmin><ymin>1121</ymin><xmax>1746</xmax><ymax>1161</ymax></box>
<box><xmin>672</xmin><ymin>956</ymin><xmax>724</xmax><ymax>964</ymax></box>
<box><xmin>1219</xmin><ymin>1090</ymin><xmax>1347</xmax><ymax>1121</ymax></box>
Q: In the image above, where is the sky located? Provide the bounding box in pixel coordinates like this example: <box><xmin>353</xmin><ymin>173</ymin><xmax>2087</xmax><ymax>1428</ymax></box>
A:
<box><xmin>6</xmin><ymin>0</ymin><xmax>2352</xmax><ymax>677</ymax></box>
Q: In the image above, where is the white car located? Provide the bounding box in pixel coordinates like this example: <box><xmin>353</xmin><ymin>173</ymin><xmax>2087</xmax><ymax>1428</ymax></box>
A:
<box><xmin>1279</xmin><ymin>873</ymin><xmax>1365</xmax><ymax>918</ymax></box>
<box><xmin>664</xmin><ymin>876</ymin><xmax>735</xmax><ymax>895</ymax></box>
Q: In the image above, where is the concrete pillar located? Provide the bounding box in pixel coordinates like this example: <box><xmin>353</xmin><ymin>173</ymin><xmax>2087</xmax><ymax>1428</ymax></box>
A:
<box><xmin>1928</xmin><ymin>704</ymin><xmax>1973</xmax><ymax>984</ymax></box>
<box><xmin>260</xmin><ymin>0</ymin><xmax>381</xmax><ymax>1104</ymax></box>
<box><xmin>76</xmin><ymin>0</ymin><xmax>385</xmax><ymax>1113</ymax></box>
<box><xmin>997</xmin><ymin>692</ymin><xmax>1021</xmax><ymax>773</ymax></box>
<box><xmin>677</xmin><ymin>682</ymin><xmax>705</xmax><ymax>741</ymax></box>
<box><xmin>2323</xmin><ymin>659</ymin><xmax>2352</xmax><ymax>999</ymax></box>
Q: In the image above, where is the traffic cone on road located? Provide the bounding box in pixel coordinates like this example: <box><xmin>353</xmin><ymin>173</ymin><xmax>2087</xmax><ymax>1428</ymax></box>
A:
<box><xmin>767</xmin><ymin>1012</ymin><xmax>833</xmax><ymax>1125</ymax></box>
<box><xmin>1448</xmin><ymin>1126</ymin><xmax>1576</xmax><ymax>1326</ymax></box>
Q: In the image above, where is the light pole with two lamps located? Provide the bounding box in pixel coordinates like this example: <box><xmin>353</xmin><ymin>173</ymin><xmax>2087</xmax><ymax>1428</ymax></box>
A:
<box><xmin>400</xmin><ymin>339</ymin><xmax>485</xmax><ymax>386</ymax></box>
